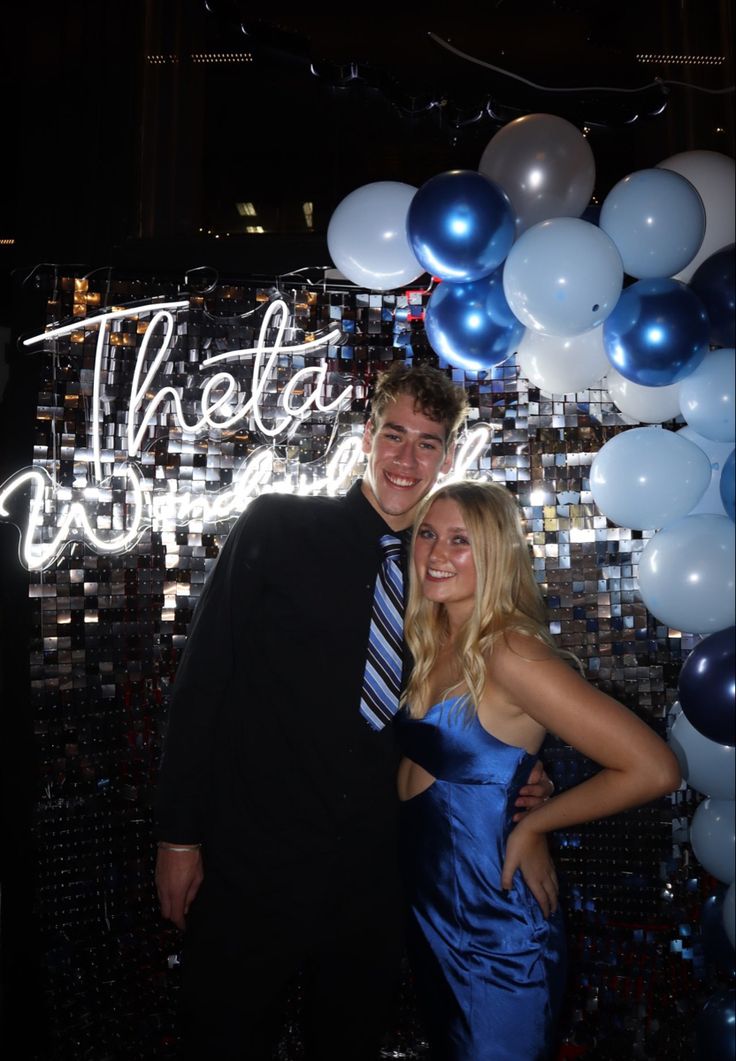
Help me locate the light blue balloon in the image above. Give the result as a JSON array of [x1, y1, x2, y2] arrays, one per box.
[[668, 705, 735, 800], [603, 278, 709, 386], [406, 170, 515, 284], [679, 348, 736, 443], [678, 425, 732, 516], [600, 168, 706, 279], [502, 217, 623, 337], [721, 449, 735, 522], [638, 513, 736, 633], [590, 426, 710, 529], [690, 798, 736, 884], [424, 268, 525, 374]]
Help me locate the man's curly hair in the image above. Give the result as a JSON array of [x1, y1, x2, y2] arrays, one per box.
[[369, 362, 468, 446]]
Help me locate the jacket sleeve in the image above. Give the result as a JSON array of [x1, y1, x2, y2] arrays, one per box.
[[154, 496, 273, 843]]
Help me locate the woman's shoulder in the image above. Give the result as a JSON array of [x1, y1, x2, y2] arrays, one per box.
[[492, 628, 557, 664]]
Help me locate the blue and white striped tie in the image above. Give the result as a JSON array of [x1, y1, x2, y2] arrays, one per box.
[[360, 535, 405, 731]]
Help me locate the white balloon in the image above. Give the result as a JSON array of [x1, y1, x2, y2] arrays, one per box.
[[658, 151, 736, 282], [725, 882, 735, 948], [517, 325, 609, 395], [690, 798, 736, 883], [668, 704, 735, 799], [677, 425, 732, 515], [326, 181, 424, 291], [605, 367, 682, 424]]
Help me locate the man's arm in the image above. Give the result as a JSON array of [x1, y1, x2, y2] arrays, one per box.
[[512, 758, 555, 821], [154, 498, 270, 927]]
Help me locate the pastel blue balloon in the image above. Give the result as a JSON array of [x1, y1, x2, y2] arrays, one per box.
[[638, 514, 736, 634], [600, 168, 705, 279], [668, 705, 735, 799], [603, 277, 709, 386], [690, 798, 736, 884], [679, 348, 735, 443], [721, 449, 735, 521], [690, 242, 736, 348], [502, 217, 623, 337], [678, 425, 732, 516], [590, 426, 711, 529], [406, 170, 515, 283], [424, 268, 525, 374]]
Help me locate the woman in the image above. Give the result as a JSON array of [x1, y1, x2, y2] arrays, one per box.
[[396, 481, 680, 1061]]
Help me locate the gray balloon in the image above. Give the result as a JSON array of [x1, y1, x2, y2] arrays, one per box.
[[479, 113, 596, 234]]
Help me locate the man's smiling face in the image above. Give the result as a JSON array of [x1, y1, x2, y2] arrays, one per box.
[[361, 393, 454, 531]]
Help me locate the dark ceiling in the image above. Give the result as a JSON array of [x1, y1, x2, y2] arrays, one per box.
[[0, 0, 733, 294]]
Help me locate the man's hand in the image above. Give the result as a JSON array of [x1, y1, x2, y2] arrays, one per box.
[[155, 846, 204, 931], [513, 759, 554, 822]]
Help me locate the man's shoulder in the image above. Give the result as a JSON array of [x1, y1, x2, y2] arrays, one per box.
[[231, 490, 352, 535]]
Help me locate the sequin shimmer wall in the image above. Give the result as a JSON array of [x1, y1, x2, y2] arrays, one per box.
[[4, 273, 720, 1059]]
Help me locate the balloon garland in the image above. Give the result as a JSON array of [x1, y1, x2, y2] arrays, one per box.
[[326, 112, 736, 972]]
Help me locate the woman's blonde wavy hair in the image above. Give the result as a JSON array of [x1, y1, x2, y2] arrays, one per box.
[[402, 480, 564, 719]]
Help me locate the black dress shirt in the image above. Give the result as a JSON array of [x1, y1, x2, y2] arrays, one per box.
[[155, 481, 407, 901]]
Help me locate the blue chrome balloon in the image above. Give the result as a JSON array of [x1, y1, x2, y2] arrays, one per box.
[[406, 170, 515, 284], [678, 625, 735, 746], [424, 268, 525, 374], [603, 277, 709, 386], [721, 449, 736, 521], [690, 242, 736, 348]]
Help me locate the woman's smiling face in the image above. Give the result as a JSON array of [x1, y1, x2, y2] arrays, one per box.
[[413, 497, 477, 624]]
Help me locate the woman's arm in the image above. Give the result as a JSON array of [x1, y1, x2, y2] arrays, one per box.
[[493, 633, 681, 894]]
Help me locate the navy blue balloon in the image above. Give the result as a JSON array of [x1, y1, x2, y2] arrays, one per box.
[[603, 277, 709, 386], [690, 243, 736, 348], [695, 989, 736, 1061], [424, 268, 525, 374], [678, 626, 735, 746], [721, 449, 736, 522], [407, 170, 515, 284], [701, 888, 736, 976]]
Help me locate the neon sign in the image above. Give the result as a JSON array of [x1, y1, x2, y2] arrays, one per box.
[[0, 297, 495, 570]]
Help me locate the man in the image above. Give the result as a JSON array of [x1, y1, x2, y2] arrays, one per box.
[[155, 361, 552, 1059]]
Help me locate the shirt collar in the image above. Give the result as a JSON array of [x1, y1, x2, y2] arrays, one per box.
[[345, 480, 413, 550]]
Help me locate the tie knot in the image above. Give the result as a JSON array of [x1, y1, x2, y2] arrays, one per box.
[[379, 535, 402, 563]]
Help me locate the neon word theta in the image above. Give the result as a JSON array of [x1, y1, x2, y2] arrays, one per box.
[[0, 297, 496, 570]]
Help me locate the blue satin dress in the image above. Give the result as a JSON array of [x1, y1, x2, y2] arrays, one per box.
[[396, 696, 566, 1061]]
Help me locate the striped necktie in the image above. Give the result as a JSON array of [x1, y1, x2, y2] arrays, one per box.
[[359, 535, 405, 731]]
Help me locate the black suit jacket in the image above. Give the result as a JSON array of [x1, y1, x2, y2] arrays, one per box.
[[155, 481, 406, 903]]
